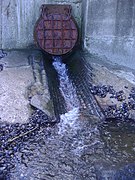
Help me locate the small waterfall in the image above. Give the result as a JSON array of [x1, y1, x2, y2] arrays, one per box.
[[52, 56, 80, 133]]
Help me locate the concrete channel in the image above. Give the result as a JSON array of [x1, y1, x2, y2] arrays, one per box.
[[0, 49, 135, 179]]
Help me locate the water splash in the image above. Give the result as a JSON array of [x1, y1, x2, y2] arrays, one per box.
[[52, 56, 80, 133], [52, 56, 79, 110]]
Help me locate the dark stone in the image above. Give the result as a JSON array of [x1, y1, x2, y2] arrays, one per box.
[[0, 64, 3, 72], [114, 164, 135, 180], [0, 50, 7, 59], [0, 108, 56, 176], [0, 173, 7, 180]]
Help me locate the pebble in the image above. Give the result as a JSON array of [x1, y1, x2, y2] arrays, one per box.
[[0, 64, 3, 72], [0, 109, 55, 177], [0, 49, 7, 59], [114, 163, 135, 179], [90, 84, 135, 120]]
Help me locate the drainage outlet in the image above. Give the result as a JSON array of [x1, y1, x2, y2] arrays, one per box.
[[34, 4, 78, 56]]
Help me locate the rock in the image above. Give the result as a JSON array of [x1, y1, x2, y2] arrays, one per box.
[[95, 94, 118, 107], [114, 163, 135, 179], [27, 53, 54, 118], [27, 82, 45, 98], [0, 64, 3, 71], [28, 82, 53, 117], [86, 60, 135, 120], [128, 110, 135, 120], [0, 49, 7, 59], [30, 94, 53, 117]]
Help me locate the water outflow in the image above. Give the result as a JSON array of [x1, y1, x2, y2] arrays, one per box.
[[52, 56, 80, 132]]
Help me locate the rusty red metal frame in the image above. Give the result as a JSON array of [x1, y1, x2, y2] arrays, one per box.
[[34, 4, 78, 56]]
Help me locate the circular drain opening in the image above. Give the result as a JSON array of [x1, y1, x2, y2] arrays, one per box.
[[34, 5, 78, 56]]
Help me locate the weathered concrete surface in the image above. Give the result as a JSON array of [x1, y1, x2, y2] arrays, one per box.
[[0, 50, 30, 67], [0, 0, 82, 49], [83, 0, 135, 70], [0, 50, 52, 124], [27, 53, 54, 117], [0, 53, 34, 123]]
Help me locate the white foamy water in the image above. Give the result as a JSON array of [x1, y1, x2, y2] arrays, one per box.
[[52, 56, 80, 133]]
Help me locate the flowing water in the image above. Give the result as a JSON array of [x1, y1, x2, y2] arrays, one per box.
[[52, 56, 80, 134], [52, 56, 79, 110], [3, 55, 135, 179]]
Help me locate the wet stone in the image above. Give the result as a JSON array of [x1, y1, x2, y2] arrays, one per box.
[[114, 163, 135, 179], [0, 109, 55, 177], [0, 64, 3, 72], [89, 83, 135, 120], [0, 49, 7, 59]]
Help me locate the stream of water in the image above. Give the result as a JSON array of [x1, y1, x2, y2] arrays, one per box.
[[52, 56, 80, 134], [6, 55, 135, 179]]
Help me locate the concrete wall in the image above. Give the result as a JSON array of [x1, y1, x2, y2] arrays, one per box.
[[1, 0, 135, 69], [83, 0, 135, 69], [0, 0, 82, 49]]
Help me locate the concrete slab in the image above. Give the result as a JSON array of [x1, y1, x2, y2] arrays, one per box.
[[0, 50, 30, 67], [0, 50, 34, 123]]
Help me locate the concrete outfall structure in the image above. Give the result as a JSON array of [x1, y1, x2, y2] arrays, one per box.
[[0, 2, 135, 179]]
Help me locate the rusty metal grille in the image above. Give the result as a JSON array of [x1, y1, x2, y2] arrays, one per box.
[[34, 5, 78, 55]]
